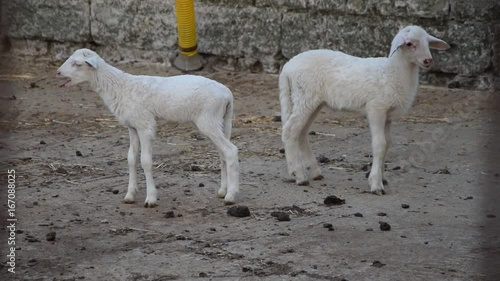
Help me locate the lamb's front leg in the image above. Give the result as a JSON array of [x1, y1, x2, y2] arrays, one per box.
[[367, 110, 388, 195], [124, 127, 140, 203], [382, 119, 392, 185], [138, 129, 158, 208]]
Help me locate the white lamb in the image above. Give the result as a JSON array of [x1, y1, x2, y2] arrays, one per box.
[[279, 25, 450, 194], [57, 48, 239, 207]]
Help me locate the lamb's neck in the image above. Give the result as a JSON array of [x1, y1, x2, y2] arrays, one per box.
[[88, 62, 129, 116], [387, 51, 420, 111], [89, 63, 128, 98]]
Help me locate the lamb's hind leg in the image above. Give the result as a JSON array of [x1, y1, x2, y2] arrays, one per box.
[[197, 120, 239, 204], [283, 105, 319, 186], [299, 104, 323, 181], [137, 128, 158, 207], [124, 127, 140, 203], [216, 152, 228, 199]]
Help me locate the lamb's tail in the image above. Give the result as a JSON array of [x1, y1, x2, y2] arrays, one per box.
[[223, 97, 233, 140], [279, 72, 292, 126]]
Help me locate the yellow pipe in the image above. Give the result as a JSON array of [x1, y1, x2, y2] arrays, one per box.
[[175, 0, 198, 57]]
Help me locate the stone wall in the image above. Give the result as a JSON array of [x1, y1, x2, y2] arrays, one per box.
[[2, 0, 499, 90]]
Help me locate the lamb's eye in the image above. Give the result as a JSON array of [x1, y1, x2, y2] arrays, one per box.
[[406, 42, 413, 47]]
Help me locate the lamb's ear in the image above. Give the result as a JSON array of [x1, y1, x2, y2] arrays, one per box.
[[84, 57, 99, 69], [389, 34, 406, 57], [428, 35, 450, 50]]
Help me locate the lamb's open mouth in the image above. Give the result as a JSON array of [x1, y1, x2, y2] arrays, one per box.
[[59, 78, 71, 88]]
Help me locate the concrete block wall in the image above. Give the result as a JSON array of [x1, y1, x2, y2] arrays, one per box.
[[2, 0, 499, 90]]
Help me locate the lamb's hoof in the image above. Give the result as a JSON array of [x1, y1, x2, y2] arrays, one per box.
[[223, 195, 236, 205], [297, 180, 310, 186], [123, 195, 135, 204], [224, 200, 235, 206], [144, 200, 158, 208], [313, 174, 324, 181], [371, 189, 386, 196], [217, 189, 227, 199]]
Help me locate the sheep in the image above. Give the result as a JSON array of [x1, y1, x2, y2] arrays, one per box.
[[279, 25, 450, 194], [57, 48, 239, 207]]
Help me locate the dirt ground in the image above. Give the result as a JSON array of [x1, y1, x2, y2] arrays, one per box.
[[0, 56, 499, 281]]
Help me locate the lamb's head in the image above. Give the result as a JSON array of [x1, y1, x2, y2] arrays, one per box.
[[56, 48, 102, 88], [389, 25, 450, 69]]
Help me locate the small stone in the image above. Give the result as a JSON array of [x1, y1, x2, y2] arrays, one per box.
[[279, 148, 285, 154], [164, 211, 175, 218], [487, 214, 496, 218], [46, 231, 56, 241], [371, 261, 386, 268], [112, 189, 119, 194], [26, 236, 40, 242], [271, 211, 290, 221], [379, 221, 391, 231], [309, 131, 316, 135], [323, 223, 333, 228], [433, 168, 451, 174], [401, 204, 410, 209], [464, 196, 473, 200], [199, 272, 207, 277], [175, 235, 186, 240], [76, 150, 83, 157], [324, 195, 345, 206], [191, 165, 201, 171], [377, 212, 387, 216], [40, 140, 46, 145], [242, 266, 252, 272], [317, 155, 330, 163], [365, 228, 373, 231], [272, 115, 281, 122], [198, 182, 205, 187], [354, 212, 363, 217], [227, 206, 250, 217], [392, 166, 401, 170]]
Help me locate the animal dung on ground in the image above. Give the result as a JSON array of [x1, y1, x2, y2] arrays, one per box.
[[46, 231, 56, 241], [271, 211, 290, 221], [317, 155, 330, 163], [371, 261, 386, 268], [401, 204, 410, 209], [322, 223, 334, 231], [227, 206, 250, 217], [379, 221, 391, 231], [164, 211, 175, 218], [324, 195, 345, 206]]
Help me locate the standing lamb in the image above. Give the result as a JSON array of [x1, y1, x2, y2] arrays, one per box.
[[57, 49, 239, 207], [279, 25, 450, 194]]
